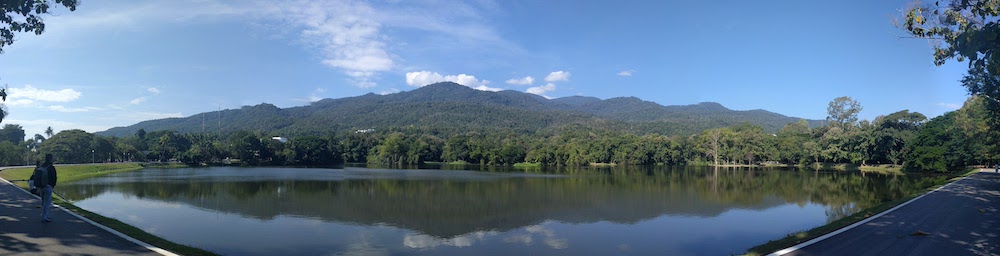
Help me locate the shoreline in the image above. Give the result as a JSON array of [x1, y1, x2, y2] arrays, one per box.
[[0, 163, 217, 256], [1, 163, 956, 255], [743, 167, 977, 255]]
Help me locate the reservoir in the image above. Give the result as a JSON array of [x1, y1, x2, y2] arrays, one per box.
[[56, 166, 942, 255]]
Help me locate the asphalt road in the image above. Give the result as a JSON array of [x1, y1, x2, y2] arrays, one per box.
[[0, 167, 170, 256], [774, 169, 1000, 256]]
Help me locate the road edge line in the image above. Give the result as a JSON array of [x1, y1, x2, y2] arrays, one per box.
[[0, 176, 180, 256], [767, 172, 974, 256]]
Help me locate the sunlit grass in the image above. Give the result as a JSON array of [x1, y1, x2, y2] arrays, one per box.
[[859, 165, 905, 175], [513, 162, 542, 168], [0, 163, 143, 184]]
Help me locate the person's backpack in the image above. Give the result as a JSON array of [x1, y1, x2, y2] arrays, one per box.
[[32, 166, 48, 191]]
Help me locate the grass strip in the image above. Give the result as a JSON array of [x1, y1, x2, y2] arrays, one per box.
[[744, 168, 980, 255], [55, 201, 218, 256], [1, 163, 217, 256], [0, 163, 143, 183], [139, 162, 191, 169], [858, 165, 905, 175]]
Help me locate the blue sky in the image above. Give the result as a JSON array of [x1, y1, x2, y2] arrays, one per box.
[[0, 0, 970, 137]]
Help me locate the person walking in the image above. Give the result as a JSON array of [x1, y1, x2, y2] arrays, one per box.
[[36, 154, 57, 222]]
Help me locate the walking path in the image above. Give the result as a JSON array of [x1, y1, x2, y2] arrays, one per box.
[[772, 169, 1000, 256], [0, 166, 174, 255]]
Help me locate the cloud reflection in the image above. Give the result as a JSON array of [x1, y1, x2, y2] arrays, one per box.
[[505, 224, 568, 249], [503, 234, 533, 245], [340, 232, 389, 256], [403, 230, 499, 249]]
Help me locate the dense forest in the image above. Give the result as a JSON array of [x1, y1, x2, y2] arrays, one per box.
[[0, 95, 995, 172], [97, 82, 824, 138]]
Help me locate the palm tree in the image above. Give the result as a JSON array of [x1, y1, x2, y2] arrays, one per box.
[[45, 126, 53, 138]]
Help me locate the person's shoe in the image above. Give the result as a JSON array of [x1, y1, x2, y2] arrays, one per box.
[[41, 219, 52, 222]]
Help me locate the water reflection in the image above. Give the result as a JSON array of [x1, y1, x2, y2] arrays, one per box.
[[57, 166, 944, 255]]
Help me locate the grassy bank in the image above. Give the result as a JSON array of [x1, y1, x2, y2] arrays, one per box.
[[858, 165, 904, 175], [138, 162, 190, 169], [0, 163, 218, 256], [588, 162, 618, 167], [744, 168, 978, 255], [513, 162, 542, 168], [0, 163, 144, 183]]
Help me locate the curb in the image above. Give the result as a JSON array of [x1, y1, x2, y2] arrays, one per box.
[[0, 175, 179, 256], [767, 171, 974, 255]]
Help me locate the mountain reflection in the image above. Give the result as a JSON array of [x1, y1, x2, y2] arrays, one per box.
[[57, 166, 942, 238]]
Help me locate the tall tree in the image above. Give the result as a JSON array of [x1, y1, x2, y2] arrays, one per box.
[[44, 126, 53, 138], [777, 120, 811, 164], [2, 1, 80, 123], [699, 128, 723, 166], [135, 128, 146, 140], [826, 96, 863, 129], [1, 0, 79, 53], [900, 0, 1000, 124], [0, 123, 24, 144], [37, 129, 92, 163]]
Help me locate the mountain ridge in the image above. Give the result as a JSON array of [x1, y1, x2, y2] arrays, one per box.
[[97, 82, 824, 137]]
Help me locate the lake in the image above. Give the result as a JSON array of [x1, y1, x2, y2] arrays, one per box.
[[56, 165, 942, 255]]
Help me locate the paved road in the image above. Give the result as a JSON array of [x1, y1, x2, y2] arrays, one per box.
[[0, 166, 169, 255], [774, 169, 1000, 256]]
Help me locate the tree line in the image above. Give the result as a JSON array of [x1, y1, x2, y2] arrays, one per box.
[[0, 96, 994, 172]]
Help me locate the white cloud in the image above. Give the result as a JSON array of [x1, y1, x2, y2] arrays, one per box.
[[405, 71, 501, 91], [270, 1, 393, 88], [505, 76, 534, 85], [526, 83, 556, 97], [15, 1, 257, 51], [4, 118, 73, 138], [379, 88, 401, 95], [6, 99, 35, 106], [147, 87, 161, 94], [544, 71, 570, 82], [22, 1, 520, 90], [308, 88, 327, 102], [129, 97, 147, 105], [936, 102, 961, 110], [8, 85, 82, 103], [472, 85, 503, 92], [374, 2, 517, 52], [617, 70, 635, 76], [48, 105, 95, 113]]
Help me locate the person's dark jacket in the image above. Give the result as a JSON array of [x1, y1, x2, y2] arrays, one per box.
[[44, 164, 57, 188]]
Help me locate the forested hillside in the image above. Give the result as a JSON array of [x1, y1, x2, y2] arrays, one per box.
[[98, 82, 821, 138], [0, 93, 992, 172]]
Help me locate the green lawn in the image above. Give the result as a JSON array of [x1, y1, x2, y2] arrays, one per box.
[[1, 163, 144, 184]]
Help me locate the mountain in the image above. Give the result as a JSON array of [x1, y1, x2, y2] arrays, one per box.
[[97, 82, 823, 137]]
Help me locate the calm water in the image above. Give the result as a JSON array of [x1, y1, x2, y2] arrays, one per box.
[[56, 166, 943, 255]]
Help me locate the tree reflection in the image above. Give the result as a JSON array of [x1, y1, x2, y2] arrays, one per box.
[[58, 166, 945, 238]]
